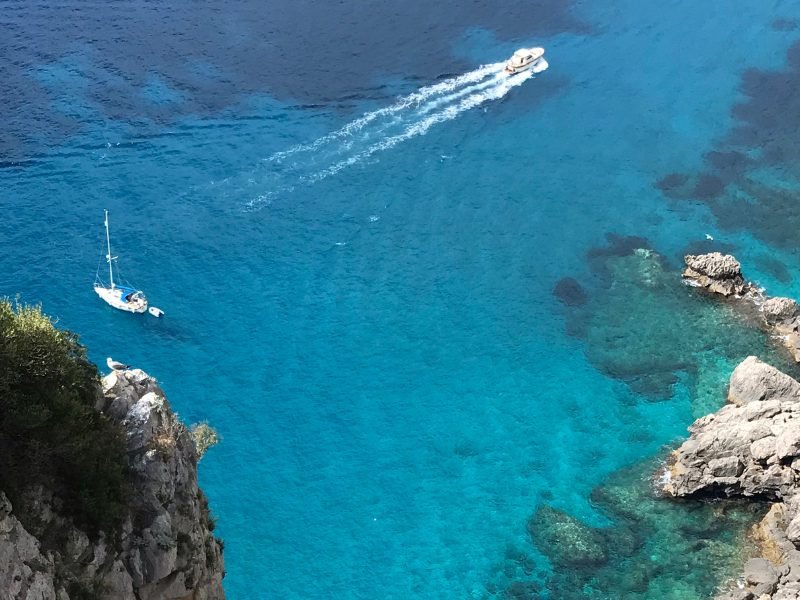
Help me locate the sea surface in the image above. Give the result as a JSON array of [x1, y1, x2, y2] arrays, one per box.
[[3, 1, 800, 598]]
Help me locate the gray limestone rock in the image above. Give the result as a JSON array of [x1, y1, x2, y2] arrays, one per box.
[[0, 369, 225, 600], [660, 357, 800, 600], [786, 511, 800, 546], [728, 357, 800, 407], [683, 253, 751, 296], [709, 456, 744, 478], [0, 493, 60, 600], [744, 558, 779, 596], [763, 297, 800, 326], [751, 437, 777, 463], [777, 429, 800, 461], [685, 253, 743, 280]]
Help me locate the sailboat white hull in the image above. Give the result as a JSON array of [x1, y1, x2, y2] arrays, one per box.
[[94, 284, 148, 313]]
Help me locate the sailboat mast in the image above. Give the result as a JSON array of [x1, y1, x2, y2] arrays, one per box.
[[104, 210, 115, 289]]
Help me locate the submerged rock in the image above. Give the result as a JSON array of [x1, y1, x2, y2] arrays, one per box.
[[517, 457, 759, 600], [0, 369, 225, 599], [558, 242, 795, 405], [528, 505, 608, 569], [553, 277, 588, 307]]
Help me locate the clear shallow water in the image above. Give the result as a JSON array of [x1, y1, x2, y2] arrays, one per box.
[[3, 1, 800, 598]]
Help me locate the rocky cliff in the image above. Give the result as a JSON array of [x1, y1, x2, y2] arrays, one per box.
[[662, 356, 800, 599], [0, 368, 225, 600]]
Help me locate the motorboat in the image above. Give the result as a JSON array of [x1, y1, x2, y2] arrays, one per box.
[[504, 48, 545, 75], [93, 210, 149, 314]]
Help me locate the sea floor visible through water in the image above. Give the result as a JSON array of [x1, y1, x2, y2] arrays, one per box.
[[3, 0, 800, 598]]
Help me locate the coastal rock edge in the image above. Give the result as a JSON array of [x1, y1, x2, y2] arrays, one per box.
[[661, 356, 800, 600], [0, 369, 225, 600]]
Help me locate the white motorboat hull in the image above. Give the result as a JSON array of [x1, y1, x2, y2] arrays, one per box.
[[504, 47, 547, 75], [504, 57, 547, 75], [94, 285, 148, 313]]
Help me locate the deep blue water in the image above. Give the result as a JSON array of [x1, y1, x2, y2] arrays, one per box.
[[4, 1, 800, 598]]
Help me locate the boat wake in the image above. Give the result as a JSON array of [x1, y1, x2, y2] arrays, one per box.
[[244, 58, 548, 210]]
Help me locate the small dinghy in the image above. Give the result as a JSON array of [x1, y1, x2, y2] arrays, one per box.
[[148, 306, 164, 318]]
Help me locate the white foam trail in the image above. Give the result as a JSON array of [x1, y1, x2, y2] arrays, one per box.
[[267, 63, 502, 163], [304, 71, 532, 184], [243, 58, 547, 210], [415, 73, 505, 117]]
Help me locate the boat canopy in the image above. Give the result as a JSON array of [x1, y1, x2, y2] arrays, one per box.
[[512, 47, 544, 59], [115, 285, 142, 298]]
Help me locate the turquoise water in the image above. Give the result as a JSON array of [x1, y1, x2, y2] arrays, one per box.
[[3, 1, 800, 597]]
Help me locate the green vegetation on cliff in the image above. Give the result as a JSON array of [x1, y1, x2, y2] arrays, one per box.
[[0, 299, 129, 536]]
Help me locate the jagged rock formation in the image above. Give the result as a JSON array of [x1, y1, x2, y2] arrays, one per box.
[[661, 356, 800, 600], [683, 253, 753, 296], [683, 253, 800, 363], [762, 298, 800, 327], [0, 369, 225, 600]]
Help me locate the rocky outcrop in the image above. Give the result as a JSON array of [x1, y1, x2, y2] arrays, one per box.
[[727, 357, 800, 408], [763, 298, 800, 327], [0, 369, 225, 599], [682, 253, 800, 363], [663, 357, 800, 501], [683, 253, 752, 296], [661, 356, 800, 600]]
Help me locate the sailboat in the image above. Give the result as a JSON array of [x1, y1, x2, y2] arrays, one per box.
[[93, 210, 149, 314]]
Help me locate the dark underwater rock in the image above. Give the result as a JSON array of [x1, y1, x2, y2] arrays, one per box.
[[655, 172, 689, 198], [705, 150, 753, 181], [559, 243, 799, 407], [772, 17, 799, 31], [527, 505, 608, 569], [753, 254, 793, 285], [553, 277, 588, 307], [522, 458, 761, 600], [503, 580, 541, 600], [653, 42, 800, 252], [587, 233, 652, 270], [693, 173, 727, 200]]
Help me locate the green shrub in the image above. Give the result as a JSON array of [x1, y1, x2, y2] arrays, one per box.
[[190, 422, 220, 459], [0, 299, 129, 537]]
